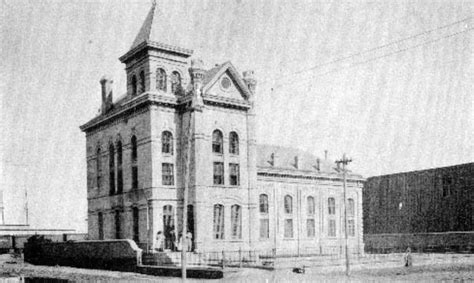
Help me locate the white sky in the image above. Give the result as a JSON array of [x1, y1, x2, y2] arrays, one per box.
[[1, 0, 472, 232]]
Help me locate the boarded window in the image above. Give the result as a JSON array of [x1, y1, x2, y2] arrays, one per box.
[[328, 219, 336, 237], [260, 219, 269, 239], [162, 163, 174, 185], [229, 163, 240, 186], [213, 204, 225, 239], [213, 162, 224, 185], [231, 205, 242, 239], [284, 219, 293, 238], [284, 195, 293, 214], [229, 132, 239, 155], [307, 196, 315, 215], [162, 131, 173, 154], [307, 219, 315, 237]]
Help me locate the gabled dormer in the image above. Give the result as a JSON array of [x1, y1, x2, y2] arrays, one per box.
[[118, 2, 193, 98]]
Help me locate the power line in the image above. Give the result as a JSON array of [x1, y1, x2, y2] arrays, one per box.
[[266, 27, 472, 90], [259, 16, 473, 86]]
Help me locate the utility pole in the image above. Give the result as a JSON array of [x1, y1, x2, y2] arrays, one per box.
[[335, 153, 352, 276]]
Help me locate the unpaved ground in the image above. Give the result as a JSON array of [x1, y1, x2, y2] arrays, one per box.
[[1, 254, 473, 282]]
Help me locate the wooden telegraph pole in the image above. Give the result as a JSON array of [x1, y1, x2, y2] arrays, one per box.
[[336, 154, 352, 276]]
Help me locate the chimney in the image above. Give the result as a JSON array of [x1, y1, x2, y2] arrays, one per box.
[[243, 70, 257, 94], [189, 59, 205, 109], [316, 158, 321, 171], [294, 156, 299, 169], [324, 150, 328, 160], [270, 152, 278, 167], [100, 75, 113, 114]]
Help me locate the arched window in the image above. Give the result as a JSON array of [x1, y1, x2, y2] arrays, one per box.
[[156, 68, 167, 91], [212, 130, 223, 154], [231, 205, 242, 239], [131, 75, 137, 96], [213, 204, 225, 239], [307, 196, 315, 237], [347, 198, 355, 217], [347, 198, 355, 237], [259, 194, 269, 214], [284, 195, 293, 214], [139, 71, 145, 94], [162, 131, 173, 154], [131, 136, 138, 189], [229, 132, 239, 155], [284, 195, 293, 238], [171, 71, 182, 94], [132, 207, 139, 243], [109, 143, 115, 195], [163, 205, 174, 249], [307, 196, 315, 215], [328, 197, 336, 215], [259, 194, 269, 239], [116, 140, 123, 194], [96, 147, 102, 189]]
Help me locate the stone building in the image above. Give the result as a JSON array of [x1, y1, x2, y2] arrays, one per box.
[[80, 3, 364, 255]]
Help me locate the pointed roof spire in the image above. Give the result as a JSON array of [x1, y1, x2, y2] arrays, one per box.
[[126, 1, 193, 55]]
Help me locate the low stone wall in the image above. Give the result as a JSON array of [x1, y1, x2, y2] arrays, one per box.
[[364, 232, 474, 253], [24, 239, 142, 272]]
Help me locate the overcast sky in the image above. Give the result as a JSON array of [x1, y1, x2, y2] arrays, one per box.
[[1, 0, 472, 232]]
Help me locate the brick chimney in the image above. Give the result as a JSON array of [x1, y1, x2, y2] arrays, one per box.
[[243, 70, 257, 94], [189, 59, 205, 108], [100, 75, 113, 114]]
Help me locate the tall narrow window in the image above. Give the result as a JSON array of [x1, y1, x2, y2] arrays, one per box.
[[131, 75, 137, 96], [213, 204, 225, 239], [328, 197, 336, 237], [116, 140, 123, 194], [187, 205, 194, 239], [162, 131, 173, 154], [307, 196, 315, 238], [132, 207, 139, 243], [98, 212, 104, 240], [231, 205, 242, 239], [259, 194, 269, 239], [162, 163, 174, 185], [171, 71, 182, 94], [163, 205, 174, 250], [96, 147, 102, 189], [109, 143, 115, 195], [347, 198, 355, 237], [131, 136, 138, 189], [139, 70, 145, 94], [156, 68, 167, 91], [229, 163, 240, 186], [212, 130, 223, 154], [115, 210, 121, 239], [229, 132, 239, 155], [213, 162, 224, 185], [284, 195, 293, 238]]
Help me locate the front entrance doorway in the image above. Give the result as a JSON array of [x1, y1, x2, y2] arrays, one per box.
[[163, 205, 175, 250]]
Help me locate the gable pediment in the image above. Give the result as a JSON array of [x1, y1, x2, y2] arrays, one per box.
[[202, 62, 251, 104]]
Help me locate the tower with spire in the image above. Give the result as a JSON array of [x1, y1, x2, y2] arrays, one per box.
[[80, 2, 258, 252]]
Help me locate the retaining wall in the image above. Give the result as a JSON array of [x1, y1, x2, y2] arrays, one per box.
[[24, 239, 142, 272]]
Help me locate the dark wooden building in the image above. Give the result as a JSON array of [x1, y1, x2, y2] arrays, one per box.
[[364, 163, 473, 235]]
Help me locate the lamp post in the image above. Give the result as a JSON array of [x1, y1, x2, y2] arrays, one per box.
[[336, 154, 352, 276]]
